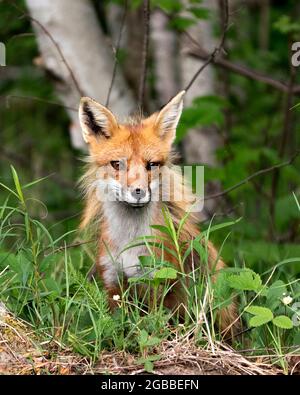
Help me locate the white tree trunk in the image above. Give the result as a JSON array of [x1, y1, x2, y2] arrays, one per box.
[[180, 0, 222, 167], [180, 0, 224, 216], [151, 10, 179, 107], [26, 0, 135, 150]]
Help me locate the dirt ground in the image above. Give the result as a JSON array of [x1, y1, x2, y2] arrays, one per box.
[[1, 303, 299, 375]]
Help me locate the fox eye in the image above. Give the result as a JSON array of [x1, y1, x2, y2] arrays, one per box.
[[146, 161, 161, 171], [110, 161, 121, 170]]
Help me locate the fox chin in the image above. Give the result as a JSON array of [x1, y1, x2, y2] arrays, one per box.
[[78, 90, 239, 335]]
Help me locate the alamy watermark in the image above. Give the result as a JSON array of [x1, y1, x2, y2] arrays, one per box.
[[91, 163, 205, 213], [291, 42, 300, 67], [0, 42, 6, 66]]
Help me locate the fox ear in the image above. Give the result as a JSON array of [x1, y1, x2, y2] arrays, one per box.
[[79, 97, 118, 143], [154, 90, 185, 142]]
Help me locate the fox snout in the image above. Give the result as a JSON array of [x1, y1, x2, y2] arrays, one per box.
[[131, 187, 146, 199], [94, 163, 155, 207], [124, 185, 151, 207]]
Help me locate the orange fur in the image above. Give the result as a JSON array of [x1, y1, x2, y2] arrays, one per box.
[[78, 93, 239, 334]]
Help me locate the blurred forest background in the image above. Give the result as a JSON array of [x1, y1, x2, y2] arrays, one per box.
[[1, 0, 300, 277]]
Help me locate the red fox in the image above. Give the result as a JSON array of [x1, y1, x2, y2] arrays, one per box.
[[79, 91, 237, 332]]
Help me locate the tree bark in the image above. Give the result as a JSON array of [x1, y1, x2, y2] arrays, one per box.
[[26, 0, 135, 150], [180, 0, 222, 167], [151, 10, 179, 107], [180, 0, 224, 216]]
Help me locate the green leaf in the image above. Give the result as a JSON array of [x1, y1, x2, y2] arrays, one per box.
[[293, 332, 300, 346], [138, 255, 154, 268], [154, 267, 177, 280], [273, 15, 300, 35], [10, 165, 25, 204], [188, 6, 210, 19], [144, 360, 154, 373], [170, 16, 196, 31], [0, 252, 18, 270], [265, 280, 287, 309], [176, 95, 226, 142], [293, 192, 300, 212], [150, 224, 172, 237], [0, 182, 20, 200], [40, 277, 61, 295], [202, 218, 242, 236], [145, 336, 161, 347], [23, 175, 52, 189], [213, 270, 234, 308], [246, 305, 274, 327], [249, 315, 273, 327], [246, 305, 273, 316], [136, 354, 161, 363], [272, 315, 293, 329], [139, 329, 148, 346], [151, 0, 182, 13], [227, 270, 262, 292]]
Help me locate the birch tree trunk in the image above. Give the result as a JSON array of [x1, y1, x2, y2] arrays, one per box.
[[151, 10, 179, 107], [180, 0, 222, 167], [26, 0, 135, 150], [180, 0, 225, 216]]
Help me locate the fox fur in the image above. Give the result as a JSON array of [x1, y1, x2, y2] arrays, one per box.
[[78, 91, 238, 333]]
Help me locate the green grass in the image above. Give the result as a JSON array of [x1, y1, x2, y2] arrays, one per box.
[[0, 167, 299, 373]]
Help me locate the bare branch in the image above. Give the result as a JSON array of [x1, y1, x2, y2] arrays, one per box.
[[9, 0, 84, 97], [161, 4, 300, 95], [106, 0, 128, 108], [188, 48, 300, 94], [204, 151, 300, 201], [184, 0, 229, 92], [0, 94, 77, 112]]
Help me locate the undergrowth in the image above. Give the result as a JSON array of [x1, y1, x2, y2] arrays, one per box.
[[0, 167, 299, 373]]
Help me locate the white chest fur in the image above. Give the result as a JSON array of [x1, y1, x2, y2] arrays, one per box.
[[100, 202, 153, 286]]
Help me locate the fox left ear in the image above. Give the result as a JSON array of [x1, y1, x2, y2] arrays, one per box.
[[79, 97, 118, 143], [154, 90, 185, 142]]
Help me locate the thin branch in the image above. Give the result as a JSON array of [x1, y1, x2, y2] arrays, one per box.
[[203, 151, 300, 201], [0, 95, 77, 112], [188, 49, 300, 94], [44, 239, 97, 256], [0, 147, 76, 194], [106, 0, 128, 107], [184, 0, 229, 92], [184, 53, 216, 93], [9, 0, 84, 97], [161, 5, 300, 95], [138, 0, 151, 108]]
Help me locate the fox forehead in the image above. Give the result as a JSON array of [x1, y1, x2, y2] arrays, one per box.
[[90, 120, 170, 165]]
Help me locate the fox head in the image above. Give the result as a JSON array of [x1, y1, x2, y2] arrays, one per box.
[[79, 91, 185, 208]]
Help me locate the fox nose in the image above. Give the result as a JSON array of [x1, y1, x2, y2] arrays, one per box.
[[131, 188, 146, 200]]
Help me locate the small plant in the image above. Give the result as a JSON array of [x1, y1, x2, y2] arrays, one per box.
[[136, 329, 161, 373], [0, 168, 299, 373]]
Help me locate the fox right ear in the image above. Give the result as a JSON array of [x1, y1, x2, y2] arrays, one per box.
[[79, 97, 118, 143]]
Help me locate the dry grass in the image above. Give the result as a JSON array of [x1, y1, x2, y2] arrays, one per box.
[[0, 303, 299, 375]]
